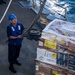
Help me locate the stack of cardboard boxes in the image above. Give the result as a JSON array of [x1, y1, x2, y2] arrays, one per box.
[[35, 19, 75, 75]]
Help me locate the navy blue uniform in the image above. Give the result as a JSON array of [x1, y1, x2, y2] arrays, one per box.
[[7, 22, 24, 64]]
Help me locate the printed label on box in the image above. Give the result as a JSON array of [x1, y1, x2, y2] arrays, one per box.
[[69, 54, 75, 60], [36, 48, 57, 65], [68, 65, 75, 71], [44, 39, 57, 49], [39, 41, 43, 46]]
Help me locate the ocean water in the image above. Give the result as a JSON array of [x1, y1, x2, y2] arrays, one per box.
[[59, 0, 75, 14], [57, 0, 75, 23], [47, 0, 75, 23], [32, 0, 75, 23]]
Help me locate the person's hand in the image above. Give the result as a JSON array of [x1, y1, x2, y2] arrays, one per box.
[[17, 35, 22, 38]]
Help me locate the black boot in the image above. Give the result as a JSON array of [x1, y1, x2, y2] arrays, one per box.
[[9, 64, 17, 73]]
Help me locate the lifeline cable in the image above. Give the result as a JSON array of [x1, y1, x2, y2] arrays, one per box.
[[22, 0, 46, 36], [0, 0, 12, 24]]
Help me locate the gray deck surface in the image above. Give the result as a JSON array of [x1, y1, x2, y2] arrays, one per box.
[[0, 0, 44, 75]]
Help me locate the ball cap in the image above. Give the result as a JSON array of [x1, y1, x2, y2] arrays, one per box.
[[8, 14, 17, 20]]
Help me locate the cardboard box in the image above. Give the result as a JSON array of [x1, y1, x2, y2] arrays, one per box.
[[36, 19, 75, 75], [42, 19, 75, 52], [69, 54, 75, 60], [57, 51, 68, 67], [36, 61, 68, 75], [36, 61, 52, 75], [69, 60, 75, 65], [57, 52, 63, 65], [68, 65, 75, 71], [36, 48, 57, 65], [61, 53, 68, 67], [38, 38, 57, 51]]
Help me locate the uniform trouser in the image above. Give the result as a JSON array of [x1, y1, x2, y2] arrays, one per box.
[[8, 44, 21, 64]]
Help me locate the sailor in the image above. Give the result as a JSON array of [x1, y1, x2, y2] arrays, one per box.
[[7, 14, 25, 73]]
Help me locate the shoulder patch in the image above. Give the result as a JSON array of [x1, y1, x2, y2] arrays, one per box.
[[18, 25, 21, 30], [11, 27, 15, 31]]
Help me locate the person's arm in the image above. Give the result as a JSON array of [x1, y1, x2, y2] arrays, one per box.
[[7, 26, 22, 39], [9, 36, 21, 39]]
